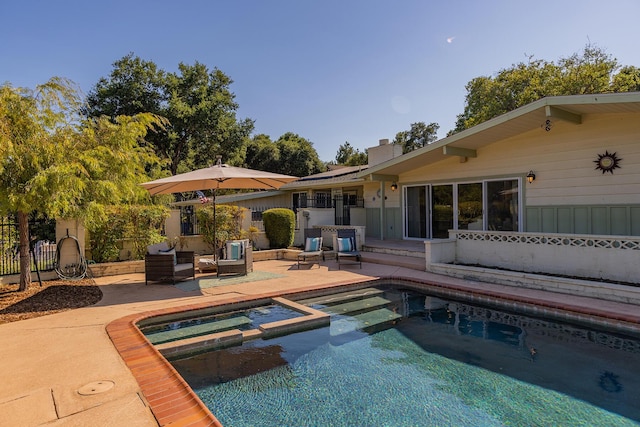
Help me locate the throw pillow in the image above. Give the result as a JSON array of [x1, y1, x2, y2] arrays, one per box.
[[160, 248, 177, 265], [226, 242, 242, 260], [305, 237, 321, 252], [337, 237, 353, 252]]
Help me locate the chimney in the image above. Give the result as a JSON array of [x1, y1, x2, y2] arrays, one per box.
[[367, 138, 402, 166]]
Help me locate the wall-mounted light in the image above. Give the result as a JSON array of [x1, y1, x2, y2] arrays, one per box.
[[526, 171, 536, 184], [390, 182, 398, 191]]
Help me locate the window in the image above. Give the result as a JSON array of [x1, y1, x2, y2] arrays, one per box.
[[405, 186, 428, 238], [314, 192, 331, 208], [457, 183, 483, 230], [293, 192, 308, 210], [486, 179, 519, 231], [180, 206, 197, 235], [402, 177, 522, 239], [432, 185, 453, 238]]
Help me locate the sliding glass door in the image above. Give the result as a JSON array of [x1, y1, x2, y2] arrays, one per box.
[[405, 186, 427, 238], [431, 184, 453, 238], [402, 178, 521, 239]]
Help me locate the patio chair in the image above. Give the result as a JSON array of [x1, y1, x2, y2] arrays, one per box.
[[217, 239, 253, 277], [145, 242, 195, 285], [334, 229, 361, 269], [297, 228, 324, 269]]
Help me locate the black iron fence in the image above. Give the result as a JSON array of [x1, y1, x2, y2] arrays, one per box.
[[0, 217, 57, 276]]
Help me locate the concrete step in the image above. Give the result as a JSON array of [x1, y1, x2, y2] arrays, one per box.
[[330, 308, 402, 337], [360, 251, 425, 271], [145, 315, 251, 345], [297, 287, 384, 306], [321, 296, 393, 316], [362, 244, 424, 258]]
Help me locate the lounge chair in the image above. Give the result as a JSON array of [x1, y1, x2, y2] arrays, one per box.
[[217, 239, 253, 277], [145, 242, 195, 285], [297, 228, 324, 269], [335, 228, 361, 269]]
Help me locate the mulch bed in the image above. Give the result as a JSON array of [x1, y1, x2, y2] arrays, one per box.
[[0, 279, 102, 325]]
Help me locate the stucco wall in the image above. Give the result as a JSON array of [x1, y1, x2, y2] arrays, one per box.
[[449, 230, 639, 284]]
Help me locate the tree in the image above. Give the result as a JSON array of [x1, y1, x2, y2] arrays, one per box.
[[611, 66, 640, 92], [84, 53, 254, 175], [451, 44, 628, 134], [244, 134, 280, 172], [335, 142, 368, 165], [0, 78, 164, 290], [393, 122, 440, 154], [274, 133, 325, 177], [244, 132, 325, 177]]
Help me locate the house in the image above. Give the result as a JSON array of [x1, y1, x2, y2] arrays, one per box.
[[358, 92, 640, 284], [166, 92, 639, 284], [168, 140, 403, 250]]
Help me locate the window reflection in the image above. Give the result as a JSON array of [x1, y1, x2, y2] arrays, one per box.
[[487, 180, 519, 231]]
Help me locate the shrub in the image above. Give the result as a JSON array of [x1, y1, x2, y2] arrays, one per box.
[[87, 205, 169, 262], [263, 208, 295, 248], [196, 205, 245, 253]]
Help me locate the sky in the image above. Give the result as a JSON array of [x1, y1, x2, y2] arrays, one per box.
[[3, 1, 640, 163]]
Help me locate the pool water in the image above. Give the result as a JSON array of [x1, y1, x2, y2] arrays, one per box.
[[141, 304, 304, 345], [169, 289, 640, 426]]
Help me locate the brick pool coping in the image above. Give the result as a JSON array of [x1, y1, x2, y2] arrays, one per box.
[[106, 275, 640, 427]]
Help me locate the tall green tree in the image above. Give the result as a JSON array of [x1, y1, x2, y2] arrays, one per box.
[[451, 45, 629, 134], [244, 133, 280, 172], [393, 122, 440, 153], [0, 78, 164, 290], [274, 132, 325, 177], [84, 53, 254, 175], [334, 141, 368, 165], [244, 132, 325, 177]]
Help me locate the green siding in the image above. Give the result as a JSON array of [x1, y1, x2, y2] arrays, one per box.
[[366, 207, 380, 238], [365, 207, 403, 239], [525, 205, 640, 236], [526, 209, 540, 232], [557, 208, 572, 233], [632, 208, 640, 235], [574, 208, 589, 234], [591, 207, 608, 234], [611, 207, 628, 235], [541, 208, 556, 233]]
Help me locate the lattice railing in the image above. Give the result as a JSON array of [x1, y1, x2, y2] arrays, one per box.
[[451, 230, 640, 251]]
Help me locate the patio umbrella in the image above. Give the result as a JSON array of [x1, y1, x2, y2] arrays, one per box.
[[141, 158, 298, 258]]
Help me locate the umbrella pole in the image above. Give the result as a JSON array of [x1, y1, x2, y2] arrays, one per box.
[[212, 189, 217, 261]]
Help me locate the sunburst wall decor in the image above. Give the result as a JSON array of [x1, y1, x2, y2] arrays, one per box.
[[594, 151, 622, 174]]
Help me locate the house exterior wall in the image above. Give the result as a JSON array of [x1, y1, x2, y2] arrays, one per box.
[[399, 112, 640, 236], [403, 113, 639, 204], [230, 193, 291, 211]]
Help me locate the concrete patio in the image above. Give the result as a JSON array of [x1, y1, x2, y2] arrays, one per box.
[[1, 258, 639, 426]]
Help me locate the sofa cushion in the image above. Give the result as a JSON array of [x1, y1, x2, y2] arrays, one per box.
[[174, 263, 193, 272], [159, 248, 177, 265], [148, 242, 170, 255]]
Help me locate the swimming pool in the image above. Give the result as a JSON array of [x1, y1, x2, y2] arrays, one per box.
[[141, 284, 640, 426]]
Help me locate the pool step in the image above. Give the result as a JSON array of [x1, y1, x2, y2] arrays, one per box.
[[321, 296, 393, 317], [330, 308, 402, 337], [297, 287, 384, 307], [146, 316, 252, 345]]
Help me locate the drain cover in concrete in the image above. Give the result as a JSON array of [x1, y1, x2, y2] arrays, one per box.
[[77, 380, 115, 396]]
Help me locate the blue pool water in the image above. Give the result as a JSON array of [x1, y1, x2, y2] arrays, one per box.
[[168, 288, 640, 426]]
